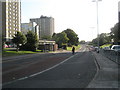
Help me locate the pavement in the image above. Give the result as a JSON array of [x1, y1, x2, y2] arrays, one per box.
[[87, 51, 119, 88]]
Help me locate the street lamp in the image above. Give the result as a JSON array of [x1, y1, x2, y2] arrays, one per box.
[[92, 0, 102, 53]]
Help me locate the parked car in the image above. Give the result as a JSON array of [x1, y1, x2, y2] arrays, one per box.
[[89, 46, 95, 51], [111, 45, 120, 52], [4, 44, 8, 48]]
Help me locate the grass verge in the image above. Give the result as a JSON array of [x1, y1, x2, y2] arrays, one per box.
[[100, 44, 112, 48], [67, 45, 81, 51], [2, 49, 42, 57]]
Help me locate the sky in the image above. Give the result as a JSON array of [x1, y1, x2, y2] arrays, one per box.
[[21, 0, 119, 41]]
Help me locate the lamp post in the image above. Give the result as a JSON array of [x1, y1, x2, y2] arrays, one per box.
[[92, 0, 102, 53]]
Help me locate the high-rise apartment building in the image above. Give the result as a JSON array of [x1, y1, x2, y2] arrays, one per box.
[[30, 15, 54, 39], [1, 0, 21, 42], [21, 23, 33, 35]]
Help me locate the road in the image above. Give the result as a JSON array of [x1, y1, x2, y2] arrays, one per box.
[[3, 45, 97, 88]]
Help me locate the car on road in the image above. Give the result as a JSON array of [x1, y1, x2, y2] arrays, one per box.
[[111, 45, 120, 52]]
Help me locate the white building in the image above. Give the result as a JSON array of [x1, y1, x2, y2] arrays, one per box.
[[1, 0, 21, 42], [30, 15, 54, 39], [21, 23, 33, 34]]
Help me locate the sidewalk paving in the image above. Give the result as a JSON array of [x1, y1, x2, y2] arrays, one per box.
[[87, 52, 119, 88]]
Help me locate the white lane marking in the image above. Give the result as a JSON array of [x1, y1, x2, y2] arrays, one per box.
[[3, 53, 79, 86]]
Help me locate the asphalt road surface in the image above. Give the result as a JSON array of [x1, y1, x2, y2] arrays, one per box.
[[3, 45, 97, 88]]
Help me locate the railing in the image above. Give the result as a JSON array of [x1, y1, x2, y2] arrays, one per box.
[[100, 49, 120, 64]]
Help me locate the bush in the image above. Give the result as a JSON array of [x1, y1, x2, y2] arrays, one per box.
[[19, 44, 37, 51], [62, 45, 67, 50]]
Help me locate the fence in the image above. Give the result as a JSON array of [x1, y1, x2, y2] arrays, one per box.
[[100, 49, 120, 64]]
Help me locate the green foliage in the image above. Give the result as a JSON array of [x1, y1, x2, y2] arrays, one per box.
[[52, 32, 69, 48], [2, 34, 5, 50], [24, 31, 39, 51], [2, 50, 42, 57], [52, 29, 79, 47], [80, 40, 86, 44], [12, 31, 27, 51], [100, 44, 112, 48], [110, 23, 120, 43], [92, 22, 120, 46], [92, 38, 98, 46], [62, 29, 79, 46], [99, 33, 111, 46], [67, 45, 81, 51], [92, 33, 111, 46], [52, 33, 56, 38]]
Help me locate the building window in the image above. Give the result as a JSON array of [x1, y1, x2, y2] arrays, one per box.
[[13, 17, 16, 19], [9, 23, 11, 26], [13, 9, 15, 12], [9, 11, 11, 14], [9, 31, 11, 33], [13, 24, 15, 27], [9, 19, 11, 22], [13, 13, 15, 16], [9, 8, 11, 11], [9, 4, 12, 7], [9, 15, 11, 19], [9, 27, 11, 30], [13, 6, 15, 8], [13, 20, 15, 23]]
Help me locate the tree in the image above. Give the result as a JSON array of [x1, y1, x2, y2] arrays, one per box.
[[92, 33, 111, 46], [25, 31, 39, 51], [2, 34, 5, 50], [52, 32, 69, 48], [52, 33, 56, 37], [92, 38, 98, 46], [110, 23, 120, 44], [62, 29, 79, 46], [12, 31, 26, 51], [80, 40, 86, 44], [99, 33, 111, 46]]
